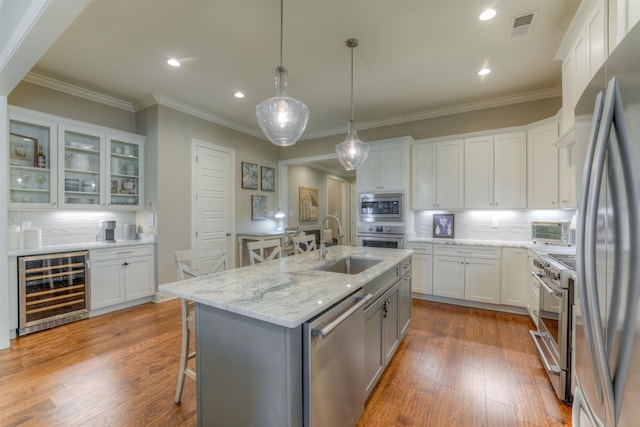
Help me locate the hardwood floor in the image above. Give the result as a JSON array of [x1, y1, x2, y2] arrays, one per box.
[[0, 298, 571, 426]]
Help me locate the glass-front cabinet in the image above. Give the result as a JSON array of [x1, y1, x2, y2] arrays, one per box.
[[107, 135, 145, 209], [58, 125, 104, 208], [9, 112, 58, 209], [8, 106, 145, 211]]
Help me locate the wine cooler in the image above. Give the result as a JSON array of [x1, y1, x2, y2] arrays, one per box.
[[18, 251, 90, 335]]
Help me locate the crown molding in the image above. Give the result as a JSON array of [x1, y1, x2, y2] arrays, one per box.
[[303, 86, 561, 140], [24, 72, 135, 111]]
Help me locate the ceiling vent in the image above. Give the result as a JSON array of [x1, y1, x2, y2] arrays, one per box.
[[508, 10, 538, 38]]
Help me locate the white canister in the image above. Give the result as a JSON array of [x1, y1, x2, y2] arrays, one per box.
[[23, 228, 42, 249], [8, 224, 20, 249]]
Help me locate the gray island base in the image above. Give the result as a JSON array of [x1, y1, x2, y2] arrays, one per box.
[[160, 246, 413, 427]]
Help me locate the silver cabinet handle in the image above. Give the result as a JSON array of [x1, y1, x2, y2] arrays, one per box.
[[530, 272, 562, 297], [312, 294, 373, 339], [530, 330, 561, 375]]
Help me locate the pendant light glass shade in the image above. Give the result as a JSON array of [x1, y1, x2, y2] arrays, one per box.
[[256, 0, 309, 147], [336, 38, 369, 170], [256, 66, 309, 146], [336, 120, 369, 170]]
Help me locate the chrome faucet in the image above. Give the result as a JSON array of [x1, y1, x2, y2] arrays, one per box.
[[320, 215, 345, 260]]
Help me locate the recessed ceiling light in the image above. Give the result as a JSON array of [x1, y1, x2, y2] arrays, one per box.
[[234, 91, 245, 99], [478, 68, 491, 76], [167, 58, 181, 67], [479, 8, 497, 21]]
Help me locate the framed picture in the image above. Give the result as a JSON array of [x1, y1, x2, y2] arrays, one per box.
[[10, 133, 37, 167], [299, 186, 319, 221], [251, 195, 267, 221], [261, 166, 275, 192], [433, 213, 455, 238], [242, 162, 259, 189]]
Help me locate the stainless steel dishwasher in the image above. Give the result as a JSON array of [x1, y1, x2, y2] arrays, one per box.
[[303, 290, 373, 427]]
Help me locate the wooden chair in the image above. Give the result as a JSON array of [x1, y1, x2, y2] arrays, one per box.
[[173, 245, 228, 404], [292, 233, 317, 254], [282, 226, 299, 256], [247, 239, 282, 264]]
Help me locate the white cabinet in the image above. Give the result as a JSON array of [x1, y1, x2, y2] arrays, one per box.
[[527, 120, 559, 208], [611, 0, 640, 48], [7, 106, 145, 211], [357, 137, 410, 193], [558, 144, 577, 208], [500, 248, 528, 307], [464, 132, 526, 209], [433, 245, 501, 304], [412, 139, 464, 209], [406, 243, 432, 295], [89, 244, 155, 314], [527, 251, 540, 326]]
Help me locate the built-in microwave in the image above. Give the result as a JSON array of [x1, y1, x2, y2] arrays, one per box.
[[359, 193, 403, 222], [531, 221, 574, 246]]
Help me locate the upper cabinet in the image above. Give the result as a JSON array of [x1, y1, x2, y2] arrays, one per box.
[[556, 0, 607, 135], [412, 139, 464, 210], [357, 137, 411, 193], [527, 120, 559, 209], [610, 0, 640, 51], [464, 132, 526, 209], [8, 106, 145, 211]]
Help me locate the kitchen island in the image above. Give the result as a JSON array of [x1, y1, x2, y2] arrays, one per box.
[[160, 246, 412, 427]]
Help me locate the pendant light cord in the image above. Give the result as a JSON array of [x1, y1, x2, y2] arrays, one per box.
[[279, 0, 284, 67], [346, 38, 358, 121]]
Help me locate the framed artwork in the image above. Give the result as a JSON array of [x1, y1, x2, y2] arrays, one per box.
[[433, 213, 455, 238], [251, 195, 267, 220], [299, 186, 319, 221], [10, 133, 37, 167], [242, 161, 259, 189], [261, 166, 275, 192]]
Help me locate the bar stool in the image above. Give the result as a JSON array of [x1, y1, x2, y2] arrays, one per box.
[[292, 233, 317, 254], [247, 239, 282, 264], [173, 245, 228, 403]]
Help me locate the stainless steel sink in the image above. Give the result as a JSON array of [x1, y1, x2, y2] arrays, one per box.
[[315, 256, 382, 275]]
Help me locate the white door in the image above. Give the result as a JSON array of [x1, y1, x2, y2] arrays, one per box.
[[192, 140, 235, 268]]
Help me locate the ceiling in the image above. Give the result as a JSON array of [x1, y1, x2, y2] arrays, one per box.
[[28, 0, 579, 174]]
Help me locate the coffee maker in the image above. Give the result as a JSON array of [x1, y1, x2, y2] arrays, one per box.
[[99, 220, 116, 243]]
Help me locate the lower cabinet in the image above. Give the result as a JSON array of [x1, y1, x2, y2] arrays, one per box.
[[433, 245, 502, 304], [406, 242, 432, 295], [399, 270, 412, 337], [364, 282, 400, 399], [500, 247, 529, 307], [89, 244, 155, 313]]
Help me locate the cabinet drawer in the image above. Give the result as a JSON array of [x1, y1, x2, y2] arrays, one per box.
[[406, 243, 432, 255], [89, 244, 154, 261], [433, 244, 500, 259]]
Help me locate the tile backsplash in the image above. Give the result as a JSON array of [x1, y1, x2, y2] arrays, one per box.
[[8, 211, 137, 245], [412, 209, 576, 241]]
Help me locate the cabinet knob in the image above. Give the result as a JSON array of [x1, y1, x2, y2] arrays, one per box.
[[123, 262, 129, 266]]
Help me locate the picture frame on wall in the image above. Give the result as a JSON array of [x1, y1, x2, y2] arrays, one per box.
[[10, 133, 37, 167], [299, 186, 319, 221], [251, 195, 267, 220], [261, 166, 275, 192], [242, 161, 259, 189], [433, 213, 455, 238]]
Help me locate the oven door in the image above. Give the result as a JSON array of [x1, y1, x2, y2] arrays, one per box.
[[357, 234, 404, 249]]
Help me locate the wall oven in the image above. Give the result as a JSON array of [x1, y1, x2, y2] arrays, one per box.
[[529, 251, 575, 404], [357, 224, 405, 249], [359, 193, 403, 223]]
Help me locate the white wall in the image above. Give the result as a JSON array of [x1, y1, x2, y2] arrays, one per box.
[[1, 96, 9, 349], [413, 209, 575, 241]]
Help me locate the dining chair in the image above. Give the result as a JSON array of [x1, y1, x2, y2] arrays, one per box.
[[282, 226, 299, 256], [247, 239, 283, 264], [292, 233, 317, 254], [173, 244, 228, 404]]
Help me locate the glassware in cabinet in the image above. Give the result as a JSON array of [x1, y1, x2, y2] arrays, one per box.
[[59, 127, 105, 207], [107, 136, 144, 209], [9, 116, 58, 208]]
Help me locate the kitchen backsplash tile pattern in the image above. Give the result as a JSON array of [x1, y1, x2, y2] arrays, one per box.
[[413, 210, 575, 241], [9, 211, 137, 245]]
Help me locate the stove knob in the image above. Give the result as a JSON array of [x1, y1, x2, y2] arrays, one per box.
[[368, 226, 373, 232], [386, 227, 391, 232]]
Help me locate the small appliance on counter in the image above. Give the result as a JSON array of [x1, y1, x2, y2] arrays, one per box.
[[124, 223, 137, 241], [98, 220, 116, 243], [531, 221, 574, 246]]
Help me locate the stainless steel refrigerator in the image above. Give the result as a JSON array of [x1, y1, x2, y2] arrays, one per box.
[[573, 21, 640, 427]]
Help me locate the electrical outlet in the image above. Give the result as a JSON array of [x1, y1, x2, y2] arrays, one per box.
[[492, 219, 499, 228]]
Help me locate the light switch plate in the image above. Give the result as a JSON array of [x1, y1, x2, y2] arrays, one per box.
[[146, 213, 155, 227], [492, 219, 499, 228]]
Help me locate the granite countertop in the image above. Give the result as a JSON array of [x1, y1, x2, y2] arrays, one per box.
[[8, 237, 155, 257], [160, 246, 412, 329], [406, 237, 533, 248]]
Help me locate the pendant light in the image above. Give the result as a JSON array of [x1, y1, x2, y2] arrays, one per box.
[[335, 38, 369, 170], [256, 0, 309, 147]]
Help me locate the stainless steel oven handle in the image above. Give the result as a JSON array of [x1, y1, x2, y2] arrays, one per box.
[[530, 271, 562, 297], [530, 330, 561, 375], [311, 293, 373, 339]]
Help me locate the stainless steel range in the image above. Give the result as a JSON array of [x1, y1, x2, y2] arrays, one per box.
[[529, 251, 576, 404]]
